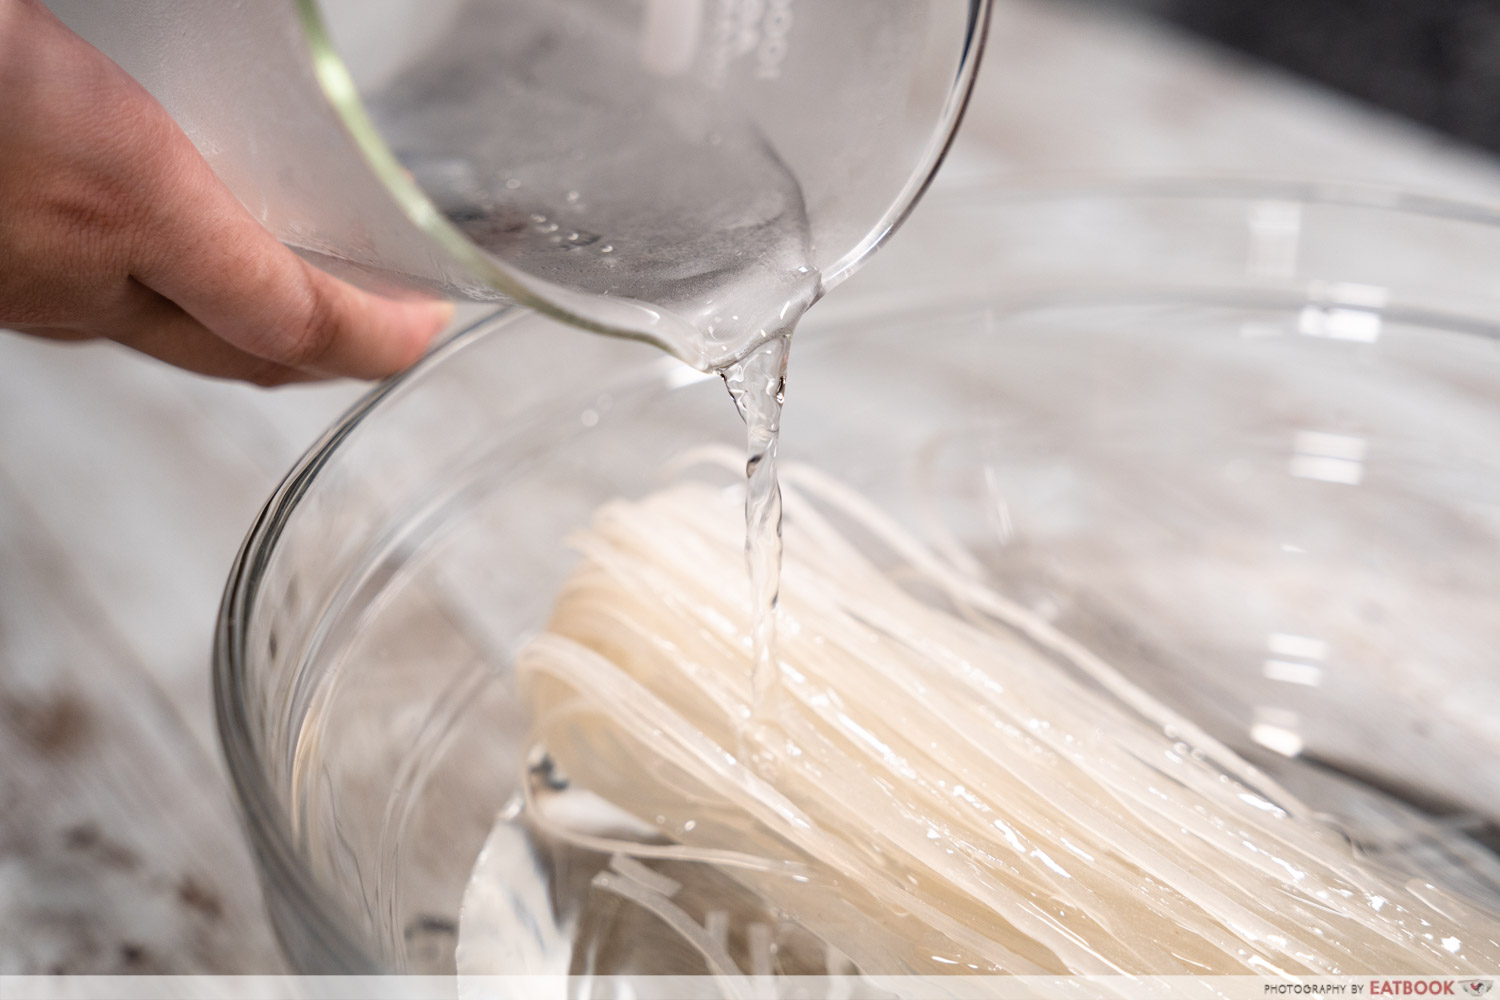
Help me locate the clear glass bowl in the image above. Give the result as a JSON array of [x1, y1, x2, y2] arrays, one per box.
[[215, 180, 1500, 975]]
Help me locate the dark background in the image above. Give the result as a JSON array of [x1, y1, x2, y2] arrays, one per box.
[[1096, 0, 1500, 155]]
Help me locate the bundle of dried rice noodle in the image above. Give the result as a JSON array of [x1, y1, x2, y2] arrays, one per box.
[[516, 455, 1500, 976]]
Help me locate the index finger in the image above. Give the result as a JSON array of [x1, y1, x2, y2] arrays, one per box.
[[126, 117, 451, 379]]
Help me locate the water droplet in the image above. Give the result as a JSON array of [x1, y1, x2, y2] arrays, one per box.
[[566, 190, 580, 202], [505, 178, 521, 190]]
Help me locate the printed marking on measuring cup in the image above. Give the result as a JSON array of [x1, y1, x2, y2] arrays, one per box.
[[706, 0, 798, 86], [755, 0, 796, 80]]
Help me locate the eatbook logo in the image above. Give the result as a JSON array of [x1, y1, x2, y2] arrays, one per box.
[[1462, 983, 1492, 997]]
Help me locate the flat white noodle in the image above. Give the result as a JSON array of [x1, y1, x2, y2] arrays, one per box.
[[515, 461, 1500, 976]]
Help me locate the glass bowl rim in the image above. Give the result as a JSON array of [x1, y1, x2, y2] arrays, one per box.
[[212, 175, 1500, 971]]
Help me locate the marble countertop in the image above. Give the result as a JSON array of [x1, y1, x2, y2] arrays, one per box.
[[4, 0, 1500, 975]]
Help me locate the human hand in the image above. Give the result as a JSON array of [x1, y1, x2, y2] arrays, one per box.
[[0, 0, 452, 386]]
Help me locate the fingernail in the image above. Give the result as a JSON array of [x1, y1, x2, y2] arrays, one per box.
[[409, 297, 455, 331], [379, 298, 453, 371], [428, 299, 456, 327], [401, 298, 454, 345]]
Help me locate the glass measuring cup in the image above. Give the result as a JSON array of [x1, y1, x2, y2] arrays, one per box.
[[47, 0, 991, 367]]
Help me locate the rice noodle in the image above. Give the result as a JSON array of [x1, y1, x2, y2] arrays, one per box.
[[515, 456, 1500, 975]]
